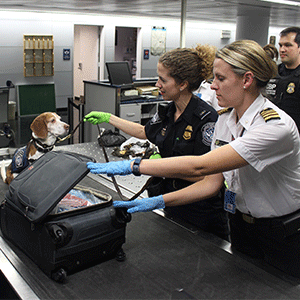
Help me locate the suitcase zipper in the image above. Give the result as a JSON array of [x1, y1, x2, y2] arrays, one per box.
[[45, 200, 113, 221]]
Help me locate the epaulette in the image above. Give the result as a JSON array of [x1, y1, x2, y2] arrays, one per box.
[[217, 107, 233, 116], [260, 108, 281, 122]]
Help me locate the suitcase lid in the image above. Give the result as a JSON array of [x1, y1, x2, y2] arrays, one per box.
[[5, 151, 96, 223]]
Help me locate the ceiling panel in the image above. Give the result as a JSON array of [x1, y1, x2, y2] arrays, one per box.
[[0, 0, 299, 27]]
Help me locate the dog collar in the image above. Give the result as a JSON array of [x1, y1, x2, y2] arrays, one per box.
[[31, 137, 55, 153]]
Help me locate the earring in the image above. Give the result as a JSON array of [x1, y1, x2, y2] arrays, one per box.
[[243, 86, 246, 89]]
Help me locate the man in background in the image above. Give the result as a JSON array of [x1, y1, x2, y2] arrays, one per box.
[[265, 27, 300, 131]]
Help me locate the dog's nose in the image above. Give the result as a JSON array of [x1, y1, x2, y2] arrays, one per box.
[[65, 124, 70, 130]]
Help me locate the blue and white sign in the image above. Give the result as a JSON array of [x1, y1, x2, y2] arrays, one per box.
[[63, 49, 70, 60]]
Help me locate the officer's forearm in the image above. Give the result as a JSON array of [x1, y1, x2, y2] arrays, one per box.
[[109, 115, 147, 139], [163, 173, 224, 206], [137, 144, 248, 179]]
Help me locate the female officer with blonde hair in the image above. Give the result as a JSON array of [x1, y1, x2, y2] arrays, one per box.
[[87, 40, 300, 277]]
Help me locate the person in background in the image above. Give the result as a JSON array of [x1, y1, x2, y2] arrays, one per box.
[[265, 27, 300, 130], [87, 40, 300, 278], [194, 80, 223, 111], [85, 45, 229, 240]]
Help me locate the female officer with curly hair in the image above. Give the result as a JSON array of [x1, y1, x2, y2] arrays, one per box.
[[85, 45, 229, 240]]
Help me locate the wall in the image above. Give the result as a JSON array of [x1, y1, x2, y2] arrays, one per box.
[[0, 11, 74, 109], [0, 9, 286, 111]]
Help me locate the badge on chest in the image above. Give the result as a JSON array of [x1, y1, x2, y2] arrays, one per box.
[[183, 125, 193, 140], [287, 82, 296, 94]]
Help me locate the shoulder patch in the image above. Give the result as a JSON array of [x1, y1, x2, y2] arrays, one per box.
[[149, 112, 162, 125], [199, 110, 211, 120], [260, 108, 281, 122], [217, 107, 233, 116]]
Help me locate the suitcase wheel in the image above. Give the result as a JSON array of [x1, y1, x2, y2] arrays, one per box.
[[115, 248, 126, 262], [51, 268, 67, 283]]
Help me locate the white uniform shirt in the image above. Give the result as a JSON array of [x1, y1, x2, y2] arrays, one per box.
[[194, 81, 223, 111], [211, 94, 300, 218]]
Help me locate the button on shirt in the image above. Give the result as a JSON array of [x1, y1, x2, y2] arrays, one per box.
[[212, 94, 300, 218]]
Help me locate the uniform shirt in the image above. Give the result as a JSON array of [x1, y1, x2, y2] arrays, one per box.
[[194, 81, 223, 111], [145, 94, 218, 158], [265, 63, 300, 130], [212, 94, 300, 218]]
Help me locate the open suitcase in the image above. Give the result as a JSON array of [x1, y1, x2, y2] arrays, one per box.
[[0, 151, 131, 282]]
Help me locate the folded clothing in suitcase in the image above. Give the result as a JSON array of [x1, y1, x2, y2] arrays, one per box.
[[0, 151, 131, 282]]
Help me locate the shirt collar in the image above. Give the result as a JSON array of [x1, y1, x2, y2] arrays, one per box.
[[167, 95, 198, 123], [227, 94, 266, 137]]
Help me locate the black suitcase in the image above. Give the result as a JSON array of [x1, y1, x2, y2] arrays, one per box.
[[0, 151, 131, 282]]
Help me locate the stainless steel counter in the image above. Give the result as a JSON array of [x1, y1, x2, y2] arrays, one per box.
[[1, 142, 300, 300]]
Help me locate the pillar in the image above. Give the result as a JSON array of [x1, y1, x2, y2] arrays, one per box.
[[235, 4, 270, 46]]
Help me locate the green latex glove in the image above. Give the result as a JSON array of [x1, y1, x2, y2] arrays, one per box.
[[149, 152, 162, 159], [84, 111, 111, 125]]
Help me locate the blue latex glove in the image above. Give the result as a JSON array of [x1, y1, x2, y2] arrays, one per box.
[[113, 195, 165, 213], [87, 160, 132, 176]]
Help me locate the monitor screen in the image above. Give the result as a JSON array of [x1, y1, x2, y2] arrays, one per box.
[[106, 61, 133, 85]]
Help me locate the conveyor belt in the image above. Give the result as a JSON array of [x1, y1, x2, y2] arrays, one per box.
[[1, 142, 300, 299]]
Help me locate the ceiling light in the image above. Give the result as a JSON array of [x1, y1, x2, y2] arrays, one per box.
[[259, 0, 300, 6]]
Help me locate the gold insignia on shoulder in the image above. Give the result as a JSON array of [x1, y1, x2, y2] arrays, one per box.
[[217, 107, 233, 116], [183, 125, 193, 140], [287, 82, 295, 94], [260, 108, 281, 122]]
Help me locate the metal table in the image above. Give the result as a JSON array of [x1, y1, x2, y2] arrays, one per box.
[[1, 142, 300, 300]]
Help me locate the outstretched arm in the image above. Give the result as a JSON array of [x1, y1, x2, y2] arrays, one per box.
[[163, 173, 224, 206], [109, 114, 146, 139], [138, 144, 248, 179], [113, 173, 224, 213], [84, 111, 146, 139], [87, 144, 248, 179]]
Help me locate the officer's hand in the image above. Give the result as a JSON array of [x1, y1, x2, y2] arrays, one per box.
[[84, 111, 111, 125], [87, 160, 132, 176], [113, 195, 165, 213]]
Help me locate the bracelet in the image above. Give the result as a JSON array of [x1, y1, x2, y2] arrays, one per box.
[[132, 157, 142, 176]]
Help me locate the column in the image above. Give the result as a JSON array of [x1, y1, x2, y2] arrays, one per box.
[[235, 4, 270, 46]]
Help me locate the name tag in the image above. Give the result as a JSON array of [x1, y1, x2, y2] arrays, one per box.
[[224, 190, 236, 214]]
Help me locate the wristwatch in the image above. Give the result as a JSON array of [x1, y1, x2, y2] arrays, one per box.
[[132, 157, 142, 176]]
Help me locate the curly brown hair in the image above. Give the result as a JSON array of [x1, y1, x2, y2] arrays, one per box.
[[158, 44, 217, 92]]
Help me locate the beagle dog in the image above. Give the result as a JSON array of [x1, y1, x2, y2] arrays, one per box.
[[2, 112, 69, 185]]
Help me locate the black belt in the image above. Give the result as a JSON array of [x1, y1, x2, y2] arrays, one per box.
[[236, 209, 300, 226], [242, 213, 256, 224], [234, 210, 272, 225], [234, 208, 300, 240]]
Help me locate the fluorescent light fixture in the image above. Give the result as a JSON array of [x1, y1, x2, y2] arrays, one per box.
[[259, 0, 300, 6]]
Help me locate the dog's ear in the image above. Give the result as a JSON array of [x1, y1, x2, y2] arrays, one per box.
[[30, 114, 48, 139]]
